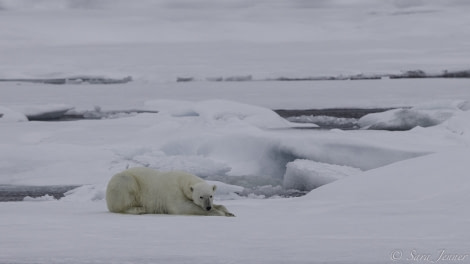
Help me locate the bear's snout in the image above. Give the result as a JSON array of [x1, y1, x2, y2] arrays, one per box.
[[206, 206, 212, 211]]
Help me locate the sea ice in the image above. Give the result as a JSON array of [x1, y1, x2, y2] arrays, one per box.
[[358, 100, 469, 130], [0, 106, 28, 122], [283, 159, 361, 191]]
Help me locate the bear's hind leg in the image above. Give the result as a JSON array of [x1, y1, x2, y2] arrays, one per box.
[[106, 173, 143, 214], [124, 206, 147, 215]]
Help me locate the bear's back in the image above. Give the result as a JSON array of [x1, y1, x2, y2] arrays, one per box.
[[124, 167, 203, 200], [125, 167, 201, 184]]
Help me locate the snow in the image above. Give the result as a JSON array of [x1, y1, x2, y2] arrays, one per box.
[[2, 95, 469, 264], [1, 0, 470, 263], [1, 1, 470, 81], [2, 143, 470, 263], [306, 146, 470, 203]]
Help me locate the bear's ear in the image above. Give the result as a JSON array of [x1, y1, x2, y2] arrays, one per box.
[[190, 186, 194, 192], [212, 185, 217, 191]]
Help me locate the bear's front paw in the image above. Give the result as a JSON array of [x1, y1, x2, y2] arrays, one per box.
[[225, 212, 235, 217]]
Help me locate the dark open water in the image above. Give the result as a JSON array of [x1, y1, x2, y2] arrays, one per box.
[[0, 185, 79, 202]]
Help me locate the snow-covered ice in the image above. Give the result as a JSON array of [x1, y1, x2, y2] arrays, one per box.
[[358, 100, 470, 130], [1, 0, 470, 263], [1, 0, 470, 81], [144, 99, 301, 129], [1, 88, 469, 263], [283, 159, 362, 191], [0, 106, 28, 122], [287, 115, 359, 129]]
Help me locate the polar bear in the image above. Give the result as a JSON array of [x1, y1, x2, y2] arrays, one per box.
[[106, 167, 235, 216]]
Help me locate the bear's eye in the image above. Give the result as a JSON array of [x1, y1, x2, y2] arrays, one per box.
[[200, 196, 203, 199], [210, 195, 213, 198]]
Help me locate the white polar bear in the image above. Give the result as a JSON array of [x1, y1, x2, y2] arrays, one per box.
[[106, 167, 235, 216]]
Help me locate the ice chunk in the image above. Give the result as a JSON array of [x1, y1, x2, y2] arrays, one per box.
[[23, 194, 56, 201], [358, 101, 469, 130], [306, 148, 470, 203], [358, 108, 451, 130], [195, 99, 308, 129], [287, 115, 358, 129], [283, 159, 361, 191], [0, 106, 28, 122]]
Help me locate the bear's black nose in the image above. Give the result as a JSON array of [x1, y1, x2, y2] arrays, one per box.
[[206, 206, 212, 211]]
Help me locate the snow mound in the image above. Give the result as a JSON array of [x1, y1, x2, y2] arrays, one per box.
[[0, 106, 28, 122], [359, 100, 469, 130], [145, 99, 298, 129], [306, 148, 470, 203], [283, 159, 361, 191], [358, 108, 451, 130], [307, 107, 470, 201]]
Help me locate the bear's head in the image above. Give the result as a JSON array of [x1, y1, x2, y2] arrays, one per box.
[[190, 182, 216, 211]]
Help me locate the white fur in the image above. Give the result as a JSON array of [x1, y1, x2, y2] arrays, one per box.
[[106, 167, 234, 216]]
